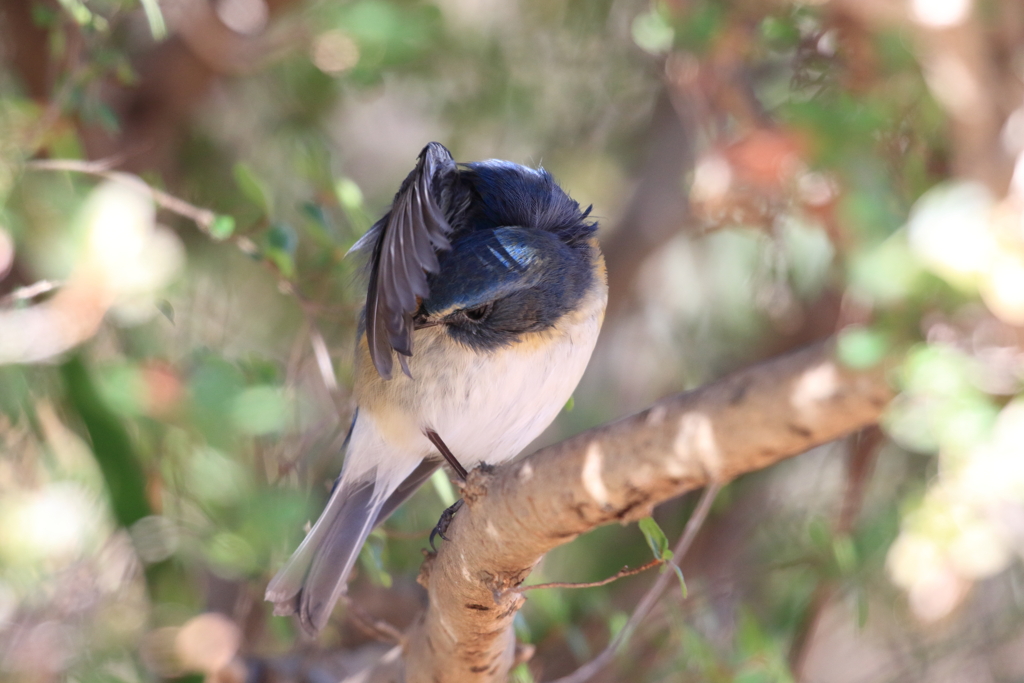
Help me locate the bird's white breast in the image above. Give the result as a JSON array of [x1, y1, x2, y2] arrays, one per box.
[[347, 273, 607, 491]]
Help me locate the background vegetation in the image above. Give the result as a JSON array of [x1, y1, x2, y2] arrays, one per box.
[[1, 0, 1023, 681]]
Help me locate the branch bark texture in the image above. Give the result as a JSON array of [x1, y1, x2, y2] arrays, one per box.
[[365, 341, 893, 683]]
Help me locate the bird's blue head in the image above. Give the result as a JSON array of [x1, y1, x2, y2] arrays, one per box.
[[414, 160, 598, 351], [360, 143, 600, 377]]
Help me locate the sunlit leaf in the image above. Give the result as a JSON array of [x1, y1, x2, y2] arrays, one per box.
[[639, 516, 670, 560], [670, 563, 688, 598]]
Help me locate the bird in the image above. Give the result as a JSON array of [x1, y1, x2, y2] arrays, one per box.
[[265, 141, 607, 635]]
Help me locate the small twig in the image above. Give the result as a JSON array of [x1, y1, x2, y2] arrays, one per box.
[[340, 596, 404, 645], [308, 325, 338, 394], [0, 280, 62, 306], [549, 482, 722, 683], [518, 559, 664, 592]]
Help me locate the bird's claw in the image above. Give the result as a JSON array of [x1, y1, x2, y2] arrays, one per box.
[[429, 499, 464, 552]]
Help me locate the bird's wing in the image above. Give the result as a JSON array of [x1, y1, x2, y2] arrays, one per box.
[[361, 142, 457, 379]]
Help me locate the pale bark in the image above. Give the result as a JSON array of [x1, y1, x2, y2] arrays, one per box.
[[357, 340, 893, 683]]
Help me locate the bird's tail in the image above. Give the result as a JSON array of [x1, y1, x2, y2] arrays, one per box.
[[265, 458, 441, 636], [265, 476, 384, 635]]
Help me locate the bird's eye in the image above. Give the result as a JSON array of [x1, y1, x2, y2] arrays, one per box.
[[463, 303, 492, 322]]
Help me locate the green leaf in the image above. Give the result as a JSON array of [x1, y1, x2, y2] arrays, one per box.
[[563, 395, 574, 412], [60, 356, 151, 528], [156, 299, 175, 324], [91, 102, 120, 134], [56, 0, 93, 26], [836, 325, 889, 369], [670, 563, 688, 598], [639, 516, 670, 560], [631, 10, 674, 55], [209, 214, 235, 241], [832, 534, 857, 575], [335, 177, 364, 210], [510, 663, 535, 683], [233, 162, 273, 215], [231, 385, 289, 436], [267, 221, 298, 254], [205, 531, 258, 578], [856, 587, 869, 629], [265, 247, 295, 279]]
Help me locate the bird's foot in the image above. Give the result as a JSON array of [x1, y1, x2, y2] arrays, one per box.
[[429, 499, 464, 552]]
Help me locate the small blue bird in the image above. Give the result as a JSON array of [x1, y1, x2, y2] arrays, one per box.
[[265, 142, 607, 635]]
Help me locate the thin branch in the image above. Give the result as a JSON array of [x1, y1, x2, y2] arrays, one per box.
[[549, 482, 721, 683], [518, 558, 664, 592], [304, 312, 349, 416], [0, 280, 62, 306], [26, 158, 221, 232]]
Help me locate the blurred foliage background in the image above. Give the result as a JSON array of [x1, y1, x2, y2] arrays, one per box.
[[2, 0, 1024, 681]]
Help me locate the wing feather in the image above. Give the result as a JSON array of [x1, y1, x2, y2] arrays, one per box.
[[364, 142, 456, 379]]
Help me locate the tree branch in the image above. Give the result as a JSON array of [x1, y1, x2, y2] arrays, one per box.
[[353, 340, 891, 683]]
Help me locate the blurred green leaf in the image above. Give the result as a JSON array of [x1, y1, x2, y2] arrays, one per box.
[[156, 298, 175, 323], [856, 586, 870, 629], [233, 162, 274, 215], [231, 385, 289, 436], [760, 15, 800, 48], [265, 247, 296, 279], [848, 232, 924, 306], [209, 214, 235, 241], [808, 517, 831, 554], [639, 516, 670, 560], [510, 663, 535, 683], [205, 531, 258, 578], [267, 221, 298, 254], [670, 563, 688, 598], [187, 447, 251, 505], [335, 177, 364, 210], [673, 1, 724, 53], [95, 362, 147, 417], [836, 325, 889, 369], [56, 0, 93, 26], [832, 534, 857, 576], [60, 356, 150, 528], [188, 356, 245, 446], [631, 9, 674, 55]]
